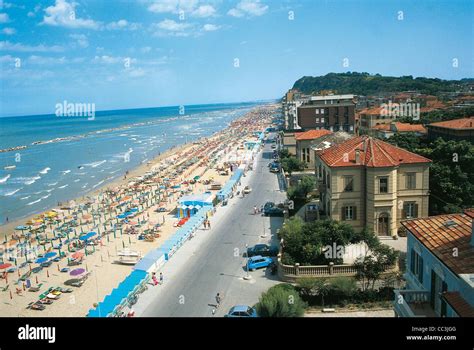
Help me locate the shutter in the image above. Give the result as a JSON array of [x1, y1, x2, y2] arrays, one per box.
[[353, 206, 357, 220], [410, 249, 415, 274], [414, 203, 419, 218], [341, 206, 346, 220], [402, 203, 406, 219], [441, 281, 448, 317], [418, 256, 424, 284], [430, 271, 436, 308]]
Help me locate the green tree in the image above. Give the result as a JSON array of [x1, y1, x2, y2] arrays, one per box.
[[281, 156, 304, 175], [387, 132, 421, 152], [354, 243, 399, 291], [287, 175, 316, 200], [256, 284, 306, 317]]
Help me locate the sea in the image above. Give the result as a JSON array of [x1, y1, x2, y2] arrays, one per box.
[[0, 102, 266, 224]]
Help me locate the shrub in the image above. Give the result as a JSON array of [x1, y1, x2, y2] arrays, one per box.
[[256, 284, 306, 317]]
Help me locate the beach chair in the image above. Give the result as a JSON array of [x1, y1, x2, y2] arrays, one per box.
[[28, 283, 43, 292], [0, 284, 9, 292]]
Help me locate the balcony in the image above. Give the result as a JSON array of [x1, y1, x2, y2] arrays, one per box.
[[393, 290, 437, 317]]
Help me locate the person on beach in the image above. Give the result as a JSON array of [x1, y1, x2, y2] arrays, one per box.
[[152, 272, 158, 286], [159, 272, 164, 285]]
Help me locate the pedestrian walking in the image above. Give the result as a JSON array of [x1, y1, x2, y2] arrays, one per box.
[[159, 272, 164, 285], [152, 272, 158, 286], [207, 220, 211, 229]]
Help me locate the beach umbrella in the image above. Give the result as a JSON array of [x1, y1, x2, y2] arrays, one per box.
[[0, 263, 12, 270], [71, 251, 84, 260], [44, 252, 57, 259], [35, 257, 48, 264], [69, 268, 85, 276]]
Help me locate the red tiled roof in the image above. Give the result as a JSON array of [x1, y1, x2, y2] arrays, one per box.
[[359, 107, 384, 116], [401, 213, 474, 275], [373, 124, 391, 131], [428, 117, 474, 130], [464, 208, 474, 218], [442, 291, 474, 317], [295, 129, 332, 141], [394, 122, 427, 133], [318, 136, 431, 168]]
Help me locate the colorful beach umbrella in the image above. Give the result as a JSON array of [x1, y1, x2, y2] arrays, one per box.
[[35, 257, 48, 264], [70, 268, 85, 276], [0, 263, 12, 270], [71, 252, 84, 260], [44, 252, 57, 259]]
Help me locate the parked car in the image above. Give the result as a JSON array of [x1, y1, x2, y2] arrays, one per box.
[[247, 244, 279, 257], [247, 255, 273, 271], [271, 145, 276, 149], [269, 163, 280, 173], [263, 202, 284, 216], [243, 186, 252, 194], [225, 305, 258, 318]]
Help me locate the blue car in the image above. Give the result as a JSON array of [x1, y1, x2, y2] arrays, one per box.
[[225, 305, 258, 318], [247, 255, 273, 271]]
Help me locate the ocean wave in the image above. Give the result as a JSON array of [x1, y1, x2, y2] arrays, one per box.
[[39, 167, 51, 175], [92, 180, 105, 189], [0, 174, 10, 184], [41, 194, 51, 199], [27, 198, 42, 206], [74, 179, 80, 182], [25, 176, 41, 185], [20, 195, 30, 200], [48, 182, 58, 186], [61, 170, 71, 175], [4, 188, 21, 196], [86, 160, 107, 168], [58, 184, 69, 189], [82, 183, 88, 188]]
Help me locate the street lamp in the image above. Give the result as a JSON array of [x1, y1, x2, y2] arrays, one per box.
[[243, 243, 252, 280]]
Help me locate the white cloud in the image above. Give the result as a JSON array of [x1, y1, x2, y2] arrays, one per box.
[[202, 23, 219, 31], [228, 0, 268, 18], [93, 55, 137, 65], [42, 0, 100, 29], [0, 12, 9, 23], [27, 55, 68, 65], [141, 46, 152, 53], [27, 4, 41, 17], [148, 1, 215, 18], [69, 33, 88, 48], [106, 19, 141, 31], [0, 41, 64, 52], [148, 0, 199, 14], [1, 27, 15, 35], [192, 5, 216, 18], [153, 19, 194, 36]]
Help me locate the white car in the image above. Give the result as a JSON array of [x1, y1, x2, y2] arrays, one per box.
[[243, 186, 252, 194]]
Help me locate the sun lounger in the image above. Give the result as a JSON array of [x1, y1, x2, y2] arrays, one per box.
[[0, 284, 9, 292]]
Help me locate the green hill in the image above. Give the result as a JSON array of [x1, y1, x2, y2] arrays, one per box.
[[292, 72, 473, 96]]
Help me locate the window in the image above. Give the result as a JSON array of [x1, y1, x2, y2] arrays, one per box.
[[315, 109, 319, 115], [406, 173, 416, 189], [327, 174, 330, 188], [321, 109, 325, 114], [343, 176, 353, 192], [410, 249, 424, 284], [403, 202, 418, 219], [342, 205, 356, 220], [321, 117, 325, 123], [306, 148, 310, 163], [315, 117, 319, 123], [379, 177, 388, 193], [318, 164, 322, 179]]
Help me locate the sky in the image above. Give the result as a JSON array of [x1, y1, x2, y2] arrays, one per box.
[[0, 0, 472, 117]]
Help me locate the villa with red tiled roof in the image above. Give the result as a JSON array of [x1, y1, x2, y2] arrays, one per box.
[[294, 129, 333, 168], [315, 136, 431, 237], [427, 117, 474, 143], [357, 106, 396, 136]]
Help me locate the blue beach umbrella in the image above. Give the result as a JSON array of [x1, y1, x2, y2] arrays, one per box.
[[44, 252, 57, 259], [35, 257, 48, 264]]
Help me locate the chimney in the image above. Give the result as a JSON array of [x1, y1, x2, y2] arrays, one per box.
[[355, 149, 360, 164]]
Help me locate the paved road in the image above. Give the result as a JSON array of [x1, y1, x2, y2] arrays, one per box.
[[135, 137, 286, 317]]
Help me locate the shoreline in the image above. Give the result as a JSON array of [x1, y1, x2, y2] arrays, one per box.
[[0, 104, 277, 317]]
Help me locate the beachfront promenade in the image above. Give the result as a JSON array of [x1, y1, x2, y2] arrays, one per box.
[[0, 105, 278, 317], [134, 136, 286, 317]]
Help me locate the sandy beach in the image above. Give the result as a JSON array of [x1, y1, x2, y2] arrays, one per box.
[[0, 104, 277, 317]]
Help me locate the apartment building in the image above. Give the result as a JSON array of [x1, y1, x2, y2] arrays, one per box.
[[394, 210, 474, 317], [427, 117, 474, 143], [297, 94, 356, 133], [315, 136, 431, 237], [357, 106, 396, 136]]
